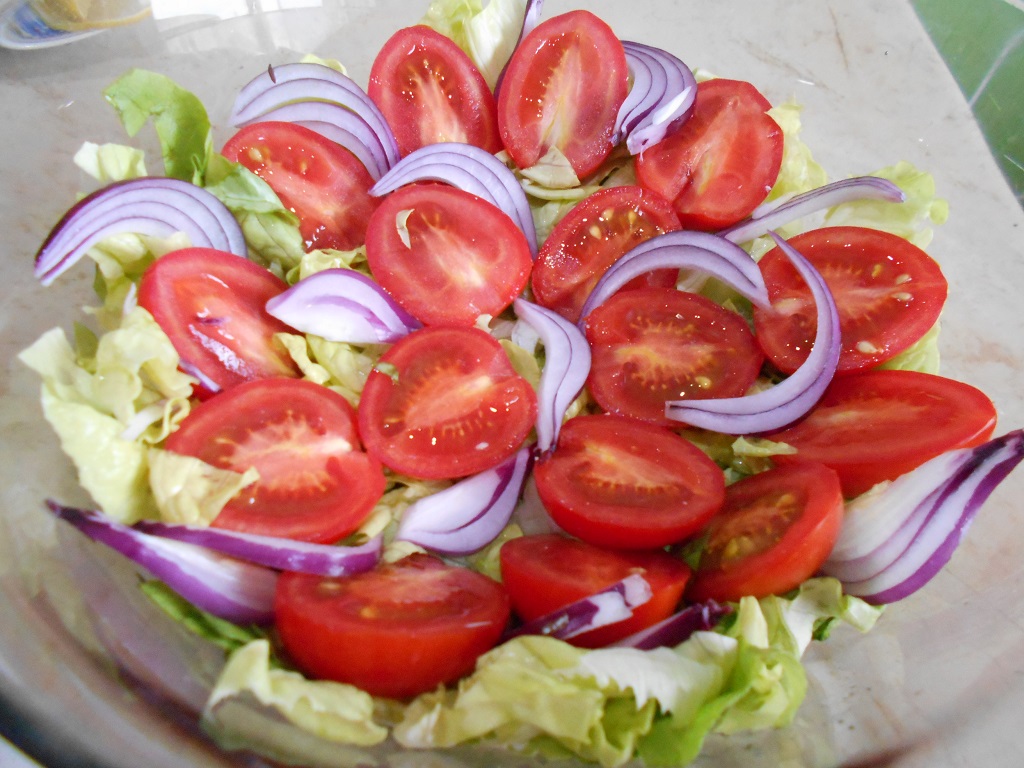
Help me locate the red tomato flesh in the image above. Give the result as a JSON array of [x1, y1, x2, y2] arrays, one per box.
[[364, 183, 533, 326], [137, 248, 300, 396], [221, 121, 380, 252], [275, 554, 510, 699], [499, 533, 691, 648], [584, 286, 764, 425], [635, 78, 783, 230], [686, 462, 844, 603], [165, 378, 385, 543], [765, 369, 998, 497], [753, 226, 948, 374], [531, 185, 682, 323], [534, 414, 725, 549], [497, 10, 628, 178], [357, 326, 537, 479], [368, 25, 501, 156]]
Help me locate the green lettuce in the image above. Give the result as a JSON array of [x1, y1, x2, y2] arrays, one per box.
[[420, 0, 528, 88], [204, 639, 388, 746], [104, 69, 212, 184], [147, 448, 259, 526], [387, 578, 881, 766], [18, 309, 196, 522], [824, 160, 949, 249], [74, 141, 148, 182]]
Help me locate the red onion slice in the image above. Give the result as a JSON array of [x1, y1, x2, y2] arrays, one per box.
[[616, 41, 697, 155], [34, 178, 247, 286], [265, 268, 422, 344], [48, 501, 277, 625], [234, 102, 393, 181], [395, 448, 533, 556], [370, 143, 538, 255], [720, 176, 906, 244], [504, 573, 653, 641], [665, 231, 841, 434], [578, 230, 770, 325], [614, 600, 730, 650], [514, 298, 591, 452], [231, 63, 400, 170], [823, 430, 1024, 604], [133, 520, 382, 578]]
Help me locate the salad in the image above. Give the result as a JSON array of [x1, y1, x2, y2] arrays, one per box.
[[17, 0, 1024, 766]]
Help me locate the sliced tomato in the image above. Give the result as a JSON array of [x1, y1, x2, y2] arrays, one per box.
[[634, 78, 783, 230], [137, 248, 300, 396], [753, 226, 948, 374], [686, 462, 844, 603], [534, 415, 725, 549], [357, 326, 537, 479], [531, 185, 682, 323], [364, 183, 532, 326], [765, 369, 998, 497], [499, 533, 691, 648], [584, 286, 764, 425], [275, 554, 510, 699], [497, 10, 628, 178], [368, 25, 501, 156], [165, 378, 385, 543], [221, 121, 380, 252]]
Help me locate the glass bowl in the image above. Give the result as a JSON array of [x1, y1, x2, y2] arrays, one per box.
[[2, 1, 1023, 766]]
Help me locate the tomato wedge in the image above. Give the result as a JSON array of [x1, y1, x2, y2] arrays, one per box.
[[357, 326, 537, 479], [364, 183, 533, 326], [500, 533, 691, 648], [534, 415, 725, 549], [275, 554, 510, 699], [368, 25, 501, 156], [753, 226, 948, 374], [497, 10, 628, 178], [531, 185, 682, 323], [584, 286, 764, 425], [634, 78, 783, 230], [686, 462, 844, 603], [138, 248, 300, 396], [165, 378, 385, 543], [221, 121, 380, 252], [765, 369, 998, 497]]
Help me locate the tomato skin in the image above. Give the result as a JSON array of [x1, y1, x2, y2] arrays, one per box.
[[364, 183, 533, 327], [221, 121, 380, 252], [500, 534, 691, 648], [368, 25, 501, 156], [584, 287, 765, 425], [634, 78, 783, 230], [534, 415, 725, 549], [530, 185, 682, 323], [753, 227, 948, 375], [165, 378, 385, 543], [137, 248, 300, 396], [686, 462, 844, 603], [498, 10, 628, 178], [765, 369, 998, 497], [357, 326, 537, 479], [275, 554, 510, 699]]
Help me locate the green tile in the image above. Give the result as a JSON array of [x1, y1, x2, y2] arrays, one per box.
[[914, 0, 1024, 204]]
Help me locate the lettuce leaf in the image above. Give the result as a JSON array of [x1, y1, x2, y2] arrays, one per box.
[[147, 448, 259, 526], [103, 69, 212, 185], [204, 639, 388, 747], [74, 141, 148, 182], [824, 160, 949, 249], [420, 0, 529, 88], [388, 578, 881, 766], [19, 309, 196, 522]]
